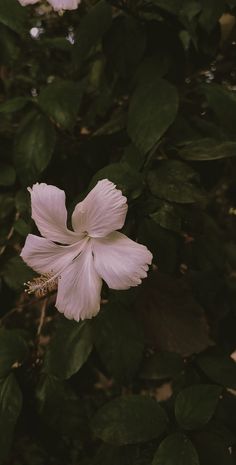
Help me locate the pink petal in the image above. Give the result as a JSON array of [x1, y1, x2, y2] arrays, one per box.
[[18, 0, 39, 5], [47, 0, 80, 10], [21, 234, 86, 274], [72, 179, 128, 238], [29, 183, 80, 244], [93, 232, 153, 290], [56, 243, 102, 321]]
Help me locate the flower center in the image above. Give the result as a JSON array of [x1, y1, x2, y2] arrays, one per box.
[[24, 273, 58, 298]]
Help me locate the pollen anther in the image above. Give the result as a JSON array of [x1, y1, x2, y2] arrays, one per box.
[[24, 273, 58, 298]]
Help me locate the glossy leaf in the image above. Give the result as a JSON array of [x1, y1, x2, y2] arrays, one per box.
[[128, 78, 178, 153], [92, 395, 168, 445], [0, 374, 22, 462], [152, 433, 200, 465], [14, 111, 56, 185], [43, 319, 93, 379], [175, 384, 222, 430]]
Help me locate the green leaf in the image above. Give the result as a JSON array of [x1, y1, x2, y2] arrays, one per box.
[[93, 109, 126, 136], [14, 218, 31, 237], [91, 162, 143, 199], [14, 111, 56, 185], [152, 0, 183, 14], [36, 375, 87, 437], [73, 0, 112, 66], [179, 139, 236, 161], [38, 79, 85, 129], [135, 55, 170, 85], [2, 256, 35, 291], [0, 0, 27, 34], [150, 202, 181, 232], [121, 144, 146, 171], [196, 353, 236, 389], [141, 352, 185, 380], [194, 432, 234, 465], [202, 84, 236, 135], [198, 0, 225, 32], [0, 329, 28, 377], [0, 194, 14, 223], [128, 78, 178, 153], [92, 302, 144, 383], [136, 272, 210, 356], [43, 319, 93, 379], [175, 384, 222, 430], [0, 163, 15, 186], [0, 97, 30, 113], [92, 395, 168, 445], [148, 160, 205, 203], [138, 219, 179, 271], [106, 16, 146, 78], [0, 374, 22, 462], [152, 433, 199, 465]]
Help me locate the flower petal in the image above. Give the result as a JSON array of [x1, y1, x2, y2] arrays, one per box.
[[72, 179, 128, 238], [29, 183, 80, 244], [93, 232, 153, 290], [18, 0, 39, 5], [21, 234, 86, 274], [56, 243, 102, 321], [47, 0, 80, 10]]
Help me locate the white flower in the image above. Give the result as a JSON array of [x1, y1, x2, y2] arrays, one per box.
[[18, 0, 39, 5], [18, 0, 81, 9], [47, 0, 81, 10], [21, 180, 152, 321]]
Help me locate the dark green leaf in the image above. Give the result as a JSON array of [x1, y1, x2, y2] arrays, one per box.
[[43, 319, 93, 379], [152, 433, 200, 465], [138, 219, 179, 271], [175, 384, 222, 430], [0, 329, 28, 377], [121, 144, 146, 171], [2, 256, 34, 291], [14, 218, 31, 237], [92, 395, 168, 445], [0, 374, 22, 462], [0, 194, 14, 222], [202, 84, 236, 135], [199, 0, 225, 32], [38, 79, 85, 129], [92, 302, 144, 383], [152, 0, 183, 14], [141, 352, 185, 380], [148, 160, 205, 203], [73, 0, 112, 66], [0, 163, 15, 186], [0, 97, 30, 113], [196, 353, 236, 389], [0, 0, 27, 34], [106, 16, 146, 78], [136, 273, 210, 356], [194, 432, 234, 465], [179, 139, 236, 161], [128, 78, 178, 153], [14, 111, 56, 185], [93, 109, 126, 136], [91, 162, 143, 199], [150, 202, 181, 232]]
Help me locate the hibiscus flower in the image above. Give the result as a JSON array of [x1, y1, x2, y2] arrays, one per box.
[[21, 180, 152, 321], [18, 0, 81, 10]]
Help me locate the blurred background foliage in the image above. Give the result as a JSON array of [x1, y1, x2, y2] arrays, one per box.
[[1, 0, 236, 463]]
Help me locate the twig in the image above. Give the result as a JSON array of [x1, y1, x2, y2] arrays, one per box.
[[0, 211, 20, 257], [37, 298, 48, 337]]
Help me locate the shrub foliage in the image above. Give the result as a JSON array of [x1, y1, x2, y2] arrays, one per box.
[[1, 0, 236, 464]]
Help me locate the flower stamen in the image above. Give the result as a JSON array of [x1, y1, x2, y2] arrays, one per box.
[[24, 273, 58, 298]]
